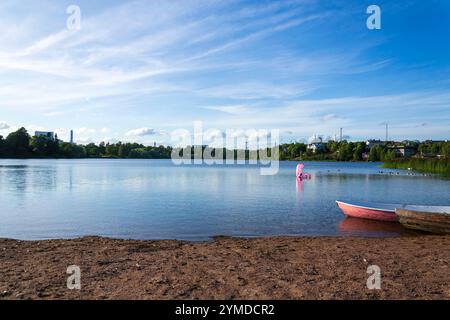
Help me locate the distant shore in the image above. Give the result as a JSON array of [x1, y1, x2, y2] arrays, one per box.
[[1, 235, 448, 300]]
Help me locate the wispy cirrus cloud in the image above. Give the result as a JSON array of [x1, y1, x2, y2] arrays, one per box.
[[204, 105, 254, 115], [196, 82, 315, 100], [0, 0, 331, 113], [0, 0, 448, 143], [201, 90, 450, 140]]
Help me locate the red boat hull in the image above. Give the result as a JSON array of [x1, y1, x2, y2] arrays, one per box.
[[336, 201, 398, 222]]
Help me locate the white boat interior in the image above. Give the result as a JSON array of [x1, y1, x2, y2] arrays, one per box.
[[400, 205, 450, 214]]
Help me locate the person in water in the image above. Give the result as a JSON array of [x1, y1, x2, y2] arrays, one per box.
[[296, 163, 311, 180]]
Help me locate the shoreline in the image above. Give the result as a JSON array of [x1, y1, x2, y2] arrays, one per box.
[[0, 157, 373, 161], [1, 235, 449, 300]]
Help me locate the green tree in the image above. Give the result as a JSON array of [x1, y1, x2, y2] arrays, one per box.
[[382, 149, 397, 161], [286, 143, 306, 159], [106, 142, 120, 157], [118, 145, 125, 158], [353, 142, 366, 161], [327, 141, 340, 154], [85, 143, 100, 157], [441, 141, 450, 157], [337, 142, 354, 161], [6, 127, 31, 157], [60, 142, 86, 158], [98, 142, 106, 156], [428, 143, 440, 155], [30, 135, 59, 157], [0, 135, 6, 157], [368, 145, 384, 162]]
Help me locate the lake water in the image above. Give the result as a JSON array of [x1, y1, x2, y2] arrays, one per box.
[[1, 159, 449, 240]]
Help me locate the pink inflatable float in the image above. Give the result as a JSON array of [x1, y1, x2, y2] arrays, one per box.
[[296, 163, 311, 180]]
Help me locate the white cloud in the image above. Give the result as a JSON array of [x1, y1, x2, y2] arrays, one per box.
[[205, 105, 254, 115], [21, 29, 73, 56], [203, 129, 224, 142], [195, 90, 450, 141], [75, 127, 96, 135], [125, 128, 157, 137], [25, 125, 45, 133], [101, 137, 119, 144], [322, 113, 338, 122], [0, 121, 10, 130], [43, 111, 65, 117], [55, 128, 68, 135], [75, 137, 95, 145], [247, 130, 271, 141], [197, 82, 313, 100]]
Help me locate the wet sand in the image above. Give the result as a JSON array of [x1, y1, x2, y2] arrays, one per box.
[[0, 235, 449, 300]]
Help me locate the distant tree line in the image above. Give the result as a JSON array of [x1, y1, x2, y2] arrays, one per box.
[[279, 140, 450, 162], [280, 141, 397, 161], [0, 127, 172, 159], [1, 127, 449, 163], [279, 141, 367, 161]]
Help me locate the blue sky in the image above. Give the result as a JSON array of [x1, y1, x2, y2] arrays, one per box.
[[0, 0, 449, 145]]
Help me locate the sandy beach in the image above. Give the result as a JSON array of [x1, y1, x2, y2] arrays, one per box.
[[0, 235, 449, 300]]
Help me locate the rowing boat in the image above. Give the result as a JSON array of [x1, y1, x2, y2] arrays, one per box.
[[336, 200, 404, 222], [395, 205, 450, 234]]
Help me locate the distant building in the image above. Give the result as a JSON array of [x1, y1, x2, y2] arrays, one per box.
[[390, 146, 416, 158], [307, 143, 325, 153], [309, 135, 323, 144], [35, 131, 55, 141], [362, 152, 369, 161], [389, 141, 404, 147], [402, 140, 420, 147], [365, 139, 384, 149], [399, 147, 416, 157]]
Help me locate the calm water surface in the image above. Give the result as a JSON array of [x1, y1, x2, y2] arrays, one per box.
[[1, 159, 449, 240]]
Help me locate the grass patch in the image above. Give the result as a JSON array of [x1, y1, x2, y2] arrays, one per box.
[[383, 158, 450, 177]]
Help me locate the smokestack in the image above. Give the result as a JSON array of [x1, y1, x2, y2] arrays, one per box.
[[70, 130, 74, 144], [340, 128, 343, 142]]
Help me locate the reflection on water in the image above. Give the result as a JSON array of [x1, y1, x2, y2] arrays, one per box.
[[296, 178, 303, 193], [0, 159, 449, 240], [338, 217, 423, 237], [0, 165, 29, 169]]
